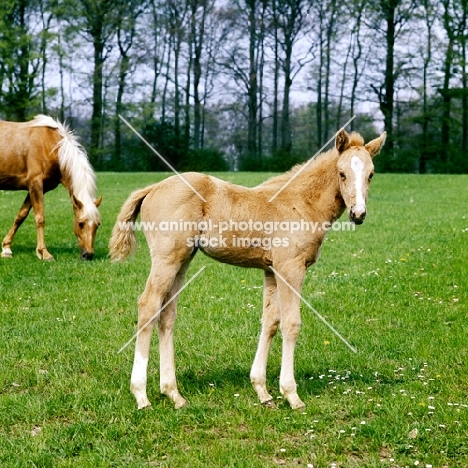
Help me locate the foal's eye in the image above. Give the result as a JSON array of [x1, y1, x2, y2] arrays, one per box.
[[339, 172, 346, 180], [78, 222, 85, 229], [369, 172, 375, 181]]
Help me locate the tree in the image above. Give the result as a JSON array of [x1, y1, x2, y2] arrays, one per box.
[[0, 0, 42, 120], [367, 0, 417, 171], [63, 0, 122, 167], [272, 0, 313, 154], [220, 0, 268, 167], [113, 0, 145, 168]]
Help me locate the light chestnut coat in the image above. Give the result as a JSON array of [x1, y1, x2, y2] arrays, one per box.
[[109, 129, 386, 410]]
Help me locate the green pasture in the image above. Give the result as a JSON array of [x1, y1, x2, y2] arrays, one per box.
[[0, 172, 467, 467]]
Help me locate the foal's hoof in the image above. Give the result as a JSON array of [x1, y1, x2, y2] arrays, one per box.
[[174, 398, 189, 410], [137, 402, 152, 410], [262, 399, 277, 409], [290, 400, 306, 411]]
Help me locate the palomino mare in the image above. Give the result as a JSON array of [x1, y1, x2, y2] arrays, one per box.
[[109, 129, 386, 410], [0, 115, 102, 260]]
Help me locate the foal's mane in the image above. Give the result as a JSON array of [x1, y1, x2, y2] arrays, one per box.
[[258, 132, 365, 190], [29, 115, 100, 222]]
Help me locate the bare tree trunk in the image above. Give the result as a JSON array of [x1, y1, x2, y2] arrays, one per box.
[[461, 3, 468, 158], [281, 44, 292, 153], [39, 4, 53, 114], [189, 0, 209, 150], [247, 0, 258, 160], [17, 0, 29, 121], [419, 0, 436, 174], [272, 0, 279, 154], [349, 5, 364, 131], [114, 8, 137, 168], [336, 32, 352, 129], [149, 0, 167, 120], [316, 9, 324, 147], [58, 32, 66, 122], [440, 25, 454, 165], [90, 33, 104, 167], [258, 8, 265, 160], [381, 0, 397, 164], [322, 0, 338, 143]]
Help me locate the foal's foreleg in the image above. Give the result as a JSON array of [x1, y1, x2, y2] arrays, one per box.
[[275, 267, 306, 410], [1, 194, 32, 258], [250, 271, 279, 406]]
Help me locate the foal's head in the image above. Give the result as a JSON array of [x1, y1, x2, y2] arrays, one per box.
[[336, 129, 386, 224], [72, 195, 102, 260]]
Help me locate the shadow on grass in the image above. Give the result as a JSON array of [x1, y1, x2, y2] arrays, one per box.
[[1, 244, 110, 261]]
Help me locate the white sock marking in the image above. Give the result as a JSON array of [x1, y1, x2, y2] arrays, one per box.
[[131, 351, 148, 387]]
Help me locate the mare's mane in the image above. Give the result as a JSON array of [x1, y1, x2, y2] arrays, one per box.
[[29, 115, 99, 222]]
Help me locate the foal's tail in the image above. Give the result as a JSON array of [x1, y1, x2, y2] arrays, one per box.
[[109, 185, 155, 262]]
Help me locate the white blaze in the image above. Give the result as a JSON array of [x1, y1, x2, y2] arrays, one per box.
[[351, 156, 365, 207]]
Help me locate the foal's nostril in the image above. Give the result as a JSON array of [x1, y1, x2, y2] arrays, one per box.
[[81, 252, 94, 260], [350, 205, 366, 224]]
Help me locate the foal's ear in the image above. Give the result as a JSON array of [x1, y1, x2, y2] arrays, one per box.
[[94, 196, 102, 208], [72, 195, 83, 211], [365, 131, 387, 158], [335, 129, 350, 153]]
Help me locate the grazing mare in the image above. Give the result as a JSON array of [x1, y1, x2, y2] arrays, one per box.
[[0, 115, 102, 260], [109, 129, 386, 410]]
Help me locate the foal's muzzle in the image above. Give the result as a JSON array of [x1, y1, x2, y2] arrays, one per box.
[[349, 205, 366, 225]]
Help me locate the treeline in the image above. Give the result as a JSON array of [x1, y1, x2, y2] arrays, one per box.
[[0, 0, 467, 173]]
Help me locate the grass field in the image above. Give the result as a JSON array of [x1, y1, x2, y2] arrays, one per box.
[[0, 172, 467, 467]]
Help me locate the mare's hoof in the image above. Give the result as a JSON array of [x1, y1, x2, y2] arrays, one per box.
[[36, 248, 55, 261]]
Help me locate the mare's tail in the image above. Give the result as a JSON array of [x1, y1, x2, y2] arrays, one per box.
[[109, 185, 155, 261]]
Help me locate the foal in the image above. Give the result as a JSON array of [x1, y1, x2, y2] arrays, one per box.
[[109, 129, 386, 410]]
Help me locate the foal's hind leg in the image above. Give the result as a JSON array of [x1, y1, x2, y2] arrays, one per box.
[[250, 271, 279, 406], [158, 257, 194, 408], [130, 257, 192, 409], [1, 194, 32, 258]]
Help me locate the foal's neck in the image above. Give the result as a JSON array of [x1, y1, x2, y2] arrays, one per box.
[[291, 150, 345, 223]]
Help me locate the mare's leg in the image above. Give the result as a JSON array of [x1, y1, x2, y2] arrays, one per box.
[[158, 256, 194, 408], [29, 179, 54, 261], [274, 264, 306, 410], [1, 194, 32, 258], [250, 270, 279, 406], [130, 256, 191, 409]]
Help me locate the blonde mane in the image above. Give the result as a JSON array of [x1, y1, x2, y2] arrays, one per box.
[[258, 132, 366, 191], [29, 115, 100, 223]]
